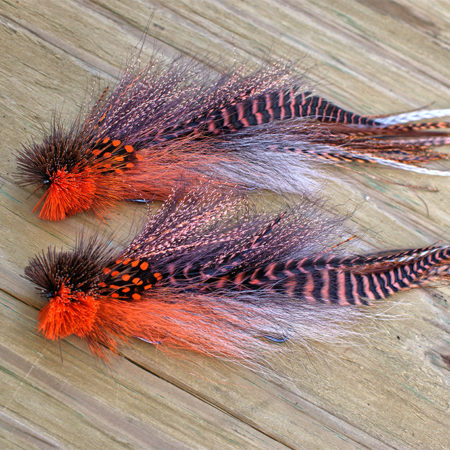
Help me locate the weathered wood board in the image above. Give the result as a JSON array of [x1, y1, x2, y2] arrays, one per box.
[[0, 1, 449, 448]]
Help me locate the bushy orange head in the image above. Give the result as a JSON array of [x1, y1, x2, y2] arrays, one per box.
[[33, 167, 96, 221], [16, 125, 124, 221], [38, 284, 99, 340]]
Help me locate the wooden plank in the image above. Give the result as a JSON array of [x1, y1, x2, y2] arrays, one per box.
[[0, 0, 449, 448]]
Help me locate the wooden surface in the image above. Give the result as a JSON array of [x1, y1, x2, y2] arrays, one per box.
[[0, 1, 449, 448]]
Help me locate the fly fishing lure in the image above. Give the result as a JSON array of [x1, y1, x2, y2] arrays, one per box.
[[25, 188, 449, 363], [17, 55, 450, 221]]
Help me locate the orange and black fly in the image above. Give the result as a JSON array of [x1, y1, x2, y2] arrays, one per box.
[[17, 56, 450, 221], [25, 188, 449, 363]]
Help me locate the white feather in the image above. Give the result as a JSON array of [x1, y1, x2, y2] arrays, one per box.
[[375, 109, 450, 125]]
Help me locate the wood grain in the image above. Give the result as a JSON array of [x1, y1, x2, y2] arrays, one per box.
[[0, 1, 449, 448]]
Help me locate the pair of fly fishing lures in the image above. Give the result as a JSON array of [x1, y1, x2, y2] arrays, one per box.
[[19, 56, 449, 364]]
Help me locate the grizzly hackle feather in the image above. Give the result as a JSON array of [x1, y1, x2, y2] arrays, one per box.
[[17, 53, 449, 220], [25, 187, 449, 367]]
